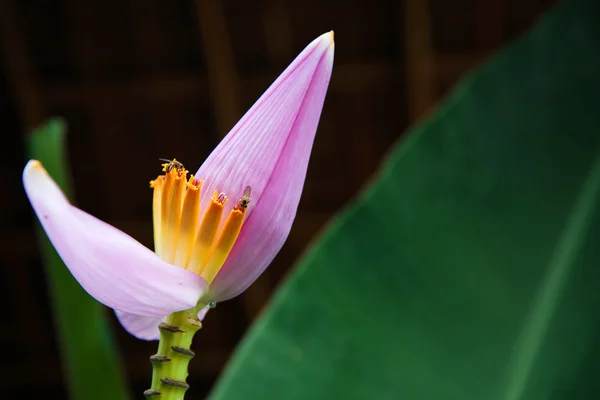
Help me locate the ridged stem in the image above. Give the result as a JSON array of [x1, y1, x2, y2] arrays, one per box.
[[144, 301, 206, 399]]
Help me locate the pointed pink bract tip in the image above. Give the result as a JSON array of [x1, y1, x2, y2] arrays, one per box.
[[316, 31, 335, 47]]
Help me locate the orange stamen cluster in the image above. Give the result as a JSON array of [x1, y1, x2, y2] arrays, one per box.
[[150, 159, 249, 285]]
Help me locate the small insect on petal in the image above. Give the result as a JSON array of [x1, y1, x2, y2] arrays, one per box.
[[234, 186, 252, 211], [159, 158, 186, 174]]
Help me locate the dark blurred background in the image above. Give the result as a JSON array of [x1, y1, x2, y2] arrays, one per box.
[[0, 0, 559, 397]]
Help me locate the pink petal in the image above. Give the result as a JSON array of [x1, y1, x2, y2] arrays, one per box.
[[195, 32, 334, 301], [23, 160, 207, 316], [115, 306, 209, 341], [195, 32, 334, 216]]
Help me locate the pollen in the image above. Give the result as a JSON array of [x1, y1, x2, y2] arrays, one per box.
[[151, 159, 250, 285]]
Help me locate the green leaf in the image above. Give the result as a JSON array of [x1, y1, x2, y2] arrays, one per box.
[[26, 118, 130, 400], [209, 1, 600, 399]]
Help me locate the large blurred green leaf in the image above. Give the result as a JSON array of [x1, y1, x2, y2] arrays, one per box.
[[27, 119, 130, 400], [209, 1, 600, 399]]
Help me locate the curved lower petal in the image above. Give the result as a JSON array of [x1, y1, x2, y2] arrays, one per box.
[[23, 160, 207, 316], [205, 35, 335, 301], [115, 312, 165, 341], [115, 306, 210, 341]]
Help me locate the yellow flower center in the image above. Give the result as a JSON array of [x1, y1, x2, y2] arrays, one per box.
[[150, 159, 249, 285]]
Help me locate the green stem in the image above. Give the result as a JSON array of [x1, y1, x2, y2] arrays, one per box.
[[144, 301, 206, 399]]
